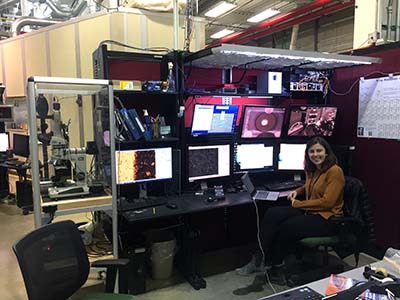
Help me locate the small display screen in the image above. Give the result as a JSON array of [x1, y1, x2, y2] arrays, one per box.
[[115, 147, 172, 184], [0, 133, 8, 152], [188, 144, 230, 182], [287, 105, 337, 137], [0, 105, 13, 122], [240, 106, 286, 139], [191, 104, 238, 135], [13, 134, 29, 158], [278, 143, 307, 171], [234, 143, 274, 173]]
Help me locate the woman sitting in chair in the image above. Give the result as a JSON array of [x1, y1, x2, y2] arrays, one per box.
[[237, 136, 345, 285]]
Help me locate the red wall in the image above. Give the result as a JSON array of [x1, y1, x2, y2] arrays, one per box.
[[330, 44, 400, 249]]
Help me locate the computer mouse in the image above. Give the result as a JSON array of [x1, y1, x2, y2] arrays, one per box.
[[166, 202, 178, 209]]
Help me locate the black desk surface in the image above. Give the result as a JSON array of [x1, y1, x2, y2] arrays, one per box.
[[121, 191, 291, 222]]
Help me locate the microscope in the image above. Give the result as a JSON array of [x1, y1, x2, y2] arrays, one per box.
[[47, 101, 90, 199]]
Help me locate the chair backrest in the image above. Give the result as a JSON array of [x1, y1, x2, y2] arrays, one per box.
[[343, 176, 376, 247], [13, 220, 90, 300]]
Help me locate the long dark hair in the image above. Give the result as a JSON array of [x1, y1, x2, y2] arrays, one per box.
[[304, 136, 337, 173]]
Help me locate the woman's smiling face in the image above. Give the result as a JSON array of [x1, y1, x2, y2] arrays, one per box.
[[307, 143, 327, 168]]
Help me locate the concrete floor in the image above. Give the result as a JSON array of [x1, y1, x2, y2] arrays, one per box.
[[0, 201, 379, 300]]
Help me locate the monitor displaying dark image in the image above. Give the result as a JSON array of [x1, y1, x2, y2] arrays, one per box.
[[191, 104, 239, 135], [0, 105, 14, 122], [278, 143, 307, 171], [0, 133, 8, 152], [188, 144, 230, 182], [234, 143, 275, 173], [240, 105, 285, 138], [115, 147, 172, 184], [13, 134, 29, 158], [287, 105, 337, 137]]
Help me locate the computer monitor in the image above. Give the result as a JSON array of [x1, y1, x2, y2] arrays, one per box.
[[240, 105, 286, 139], [0, 105, 14, 122], [234, 142, 275, 173], [187, 144, 231, 182], [115, 147, 172, 184], [13, 134, 30, 158], [287, 105, 337, 137], [191, 104, 239, 135], [278, 143, 307, 171], [0, 133, 8, 152]]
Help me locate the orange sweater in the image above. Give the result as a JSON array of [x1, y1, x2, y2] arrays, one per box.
[[292, 164, 345, 220]]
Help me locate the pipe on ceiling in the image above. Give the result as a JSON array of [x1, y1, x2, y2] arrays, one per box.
[[0, 0, 19, 10], [11, 17, 61, 36], [45, 0, 87, 18], [207, 0, 355, 47]]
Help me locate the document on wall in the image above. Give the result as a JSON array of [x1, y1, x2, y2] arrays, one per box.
[[357, 74, 400, 140]]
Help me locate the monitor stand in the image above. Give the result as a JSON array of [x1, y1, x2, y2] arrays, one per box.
[[139, 183, 148, 199], [293, 173, 302, 181]]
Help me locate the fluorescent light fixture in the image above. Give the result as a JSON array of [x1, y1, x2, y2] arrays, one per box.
[[205, 1, 237, 18], [247, 9, 280, 23], [210, 29, 235, 39]]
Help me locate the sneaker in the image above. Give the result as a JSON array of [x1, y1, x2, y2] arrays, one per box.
[[236, 255, 265, 276]]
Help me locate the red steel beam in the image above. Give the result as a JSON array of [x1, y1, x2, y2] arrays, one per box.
[[207, 0, 355, 47], [232, 0, 355, 45]]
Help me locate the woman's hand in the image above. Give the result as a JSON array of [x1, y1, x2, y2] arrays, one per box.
[[287, 190, 297, 205]]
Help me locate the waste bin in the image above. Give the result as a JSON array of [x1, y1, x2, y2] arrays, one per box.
[[149, 230, 176, 280]]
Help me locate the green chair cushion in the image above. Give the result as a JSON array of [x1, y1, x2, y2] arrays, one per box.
[[299, 236, 340, 247], [81, 293, 140, 300]]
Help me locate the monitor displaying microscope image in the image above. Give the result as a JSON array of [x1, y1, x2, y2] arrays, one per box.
[[240, 105, 286, 139], [115, 147, 172, 184], [287, 105, 337, 137]]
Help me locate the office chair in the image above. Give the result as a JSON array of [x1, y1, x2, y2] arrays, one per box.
[[287, 176, 376, 286], [13, 220, 139, 300]]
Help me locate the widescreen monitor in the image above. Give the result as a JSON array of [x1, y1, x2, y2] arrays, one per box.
[[187, 144, 230, 182], [115, 147, 172, 184], [0, 133, 8, 152], [191, 104, 239, 135], [287, 105, 337, 137], [234, 142, 275, 173], [278, 143, 307, 171], [240, 105, 286, 138], [13, 134, 29, 158]]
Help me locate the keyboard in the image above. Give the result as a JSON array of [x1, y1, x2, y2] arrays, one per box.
[[261, 286, 322, 300], [265, 180, 304, 191], [119, 197, 168, 211], [4, 160, 24, 167]]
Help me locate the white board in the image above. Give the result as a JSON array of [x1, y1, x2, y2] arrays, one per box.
[[357, 74, 400, 139]]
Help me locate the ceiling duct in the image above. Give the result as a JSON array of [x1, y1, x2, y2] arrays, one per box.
[[0, 0, 19, 10], [11, 17, 61, 36], [44, 0, 88, 18]]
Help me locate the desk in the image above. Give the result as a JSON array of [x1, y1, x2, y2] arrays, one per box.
[[0, 161, 32, 212], [258, 260, 400, 300], [113, 191, 289, 292]]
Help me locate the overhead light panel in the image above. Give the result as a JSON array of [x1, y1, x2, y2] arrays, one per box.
[[205, 1, 237, 18], [247, 9, 280, 23], [210, 29, 235, 39]]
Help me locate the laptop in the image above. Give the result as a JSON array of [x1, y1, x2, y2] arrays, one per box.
[[241, 173, 279, 201]]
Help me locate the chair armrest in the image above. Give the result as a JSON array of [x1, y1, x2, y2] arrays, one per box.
[[92, 258, 130, 268]]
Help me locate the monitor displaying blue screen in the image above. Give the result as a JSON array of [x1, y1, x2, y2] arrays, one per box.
[[115, 147, 172, 184], [191, 104, 239, 135], [234, 142, 275, 173]]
